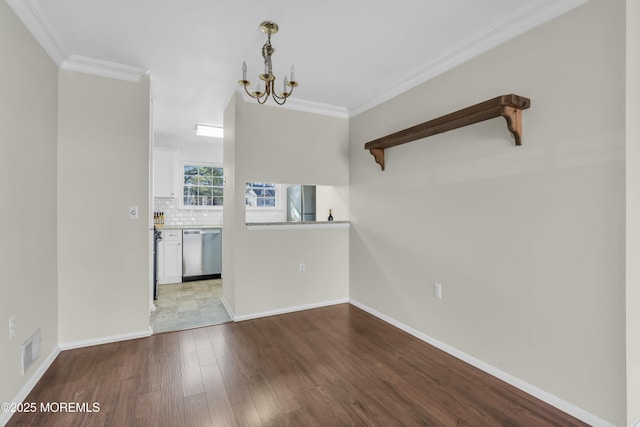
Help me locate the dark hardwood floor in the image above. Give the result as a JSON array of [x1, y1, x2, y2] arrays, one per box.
[[8, 304, 588, 426]]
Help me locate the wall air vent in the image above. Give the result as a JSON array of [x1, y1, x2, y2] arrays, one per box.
[[22, 328, 41, 375]]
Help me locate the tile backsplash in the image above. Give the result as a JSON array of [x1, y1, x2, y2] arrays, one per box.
[[154, 198, 223, 226]]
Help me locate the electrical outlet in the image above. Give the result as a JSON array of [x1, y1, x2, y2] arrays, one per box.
[[299, 263, 305, 273], [434, 282, 442, 300], [9, 316, 15, 339]]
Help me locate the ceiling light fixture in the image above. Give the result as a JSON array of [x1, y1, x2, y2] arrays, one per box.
[[195, 124, 224, 138], [238, 21, 298, 105]]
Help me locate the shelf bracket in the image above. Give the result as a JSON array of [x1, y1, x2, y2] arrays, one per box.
[[364, 94, 531, 171], [500, 106, 523, 146], [369, 148, 385, 171]]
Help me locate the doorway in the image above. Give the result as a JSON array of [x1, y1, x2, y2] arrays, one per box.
[[150, 137, 227, 334]]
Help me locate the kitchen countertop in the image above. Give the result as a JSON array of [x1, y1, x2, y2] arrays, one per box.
[[155, 225, 223, 230], [246, 221, 349, 230], [156, 222, 350, 230]]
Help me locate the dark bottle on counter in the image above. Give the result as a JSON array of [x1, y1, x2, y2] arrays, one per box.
[[328, 209, 333, 221]]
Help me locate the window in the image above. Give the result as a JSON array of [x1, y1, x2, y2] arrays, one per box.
[[183, 164, 223, 207], [245, 182, 277, 207]]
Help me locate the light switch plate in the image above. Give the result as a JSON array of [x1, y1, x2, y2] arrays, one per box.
[[129, 206, 139, 219], [434, 282, 442, 299], [9, 316, 15, 339]]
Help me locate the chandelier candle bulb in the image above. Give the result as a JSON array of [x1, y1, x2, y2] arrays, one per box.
[[242, 61, 247, 81], [291, 65, 295, 82]]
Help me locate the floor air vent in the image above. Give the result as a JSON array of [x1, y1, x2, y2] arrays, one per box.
[[22, 329, 41, 375]]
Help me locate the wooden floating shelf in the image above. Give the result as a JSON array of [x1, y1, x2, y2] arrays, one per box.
[[364, 94, 531, 171]]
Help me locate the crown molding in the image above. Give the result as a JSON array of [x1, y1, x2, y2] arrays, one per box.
[[8, 0, 587, 115], [239, 89, 348, 119], [7, 0, 148, 82], [348, 0, 589, 117], [238, 0, 587, 119], [6, 0, 67, 65], [61, 55, 149, 82]]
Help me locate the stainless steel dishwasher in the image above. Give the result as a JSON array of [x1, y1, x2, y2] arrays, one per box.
[[182, 228, 222, 281]]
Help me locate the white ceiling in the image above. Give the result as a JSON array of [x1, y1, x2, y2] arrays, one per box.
[[8, 0, 586, 143]]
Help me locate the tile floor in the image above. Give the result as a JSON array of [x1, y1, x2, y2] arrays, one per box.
[[151, 279, 231, 334]]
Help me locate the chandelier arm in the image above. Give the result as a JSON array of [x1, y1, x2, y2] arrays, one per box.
[[271, 91, 287, 101], [271, 93, 288, 105], [267, 80, 288, 105], [257, 81, 272, 104], [243, 85, 270, 104], [271, 83, 293, 101], [285, 85, 295, 98], [243, 85, 258, 99]]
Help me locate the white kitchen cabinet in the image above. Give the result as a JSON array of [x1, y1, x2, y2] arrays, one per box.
[[153, 149, 176, 198], [157, 229, 182, 284]]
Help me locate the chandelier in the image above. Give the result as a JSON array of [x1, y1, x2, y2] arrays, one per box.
[[238, 21, 298, 105]]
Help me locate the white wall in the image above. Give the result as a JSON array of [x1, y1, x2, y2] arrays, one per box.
[[225, 94, 350, 318], [57, 70, 151, 344], [0, 1, 59, 414], [627, 0, 640, 425], [234, 226, 349, 317], [349, 0, 625, 424]]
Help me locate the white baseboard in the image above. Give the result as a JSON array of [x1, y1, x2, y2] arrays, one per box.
[[348, 299, 615, 427], [0, 345, 61, 427], [220, 296, 234, 320], [58, 328, 153, 351], [234, 298, 349, 322]]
